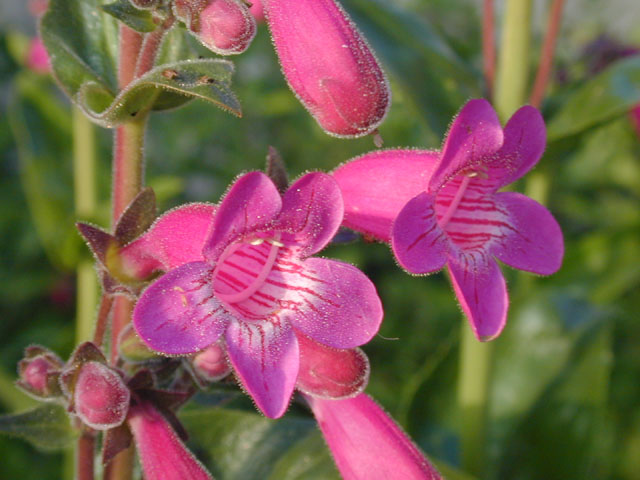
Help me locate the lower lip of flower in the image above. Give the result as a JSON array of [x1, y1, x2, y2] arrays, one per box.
[[212, 232, 283, 305], [438, 175, 472, 229]]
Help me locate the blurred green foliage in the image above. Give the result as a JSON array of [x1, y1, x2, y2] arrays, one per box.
[[1, 0, 640, 479]]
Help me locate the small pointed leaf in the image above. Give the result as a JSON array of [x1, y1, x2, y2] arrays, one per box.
[[101, 0, 158, 33], [0, 404, 77, 451], [115, 187, 157, 245], [265, 146, 289, 194], [102, 423, 133, 465]]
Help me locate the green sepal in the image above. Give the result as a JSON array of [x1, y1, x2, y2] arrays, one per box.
[[114, 187, 157, 245], [101, 0, 158, 33], [0, 404, 77, 451]]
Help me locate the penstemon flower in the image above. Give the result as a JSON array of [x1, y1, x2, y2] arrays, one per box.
[[306, 393, 442, 480], [133, 171, 383, 417], [333, 99, 564, 340], [263, 0, 390, 138], [128, 401, 212, 480]]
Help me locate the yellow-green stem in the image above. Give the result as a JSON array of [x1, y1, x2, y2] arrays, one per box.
[[457, 322, 494, 475], [495, 0, 533, 120], [72, 106, 99, 480]]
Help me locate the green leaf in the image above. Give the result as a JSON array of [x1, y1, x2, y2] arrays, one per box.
[[7, 74, 83, 270], [179, 405, 339, 480], [342, 0, 480, 142], [547, 56, 640, 141], [41, 0, 119, 101], [102, 0, 158, 33], [0, 404, 77, 451], [79, 59, 241, 127]]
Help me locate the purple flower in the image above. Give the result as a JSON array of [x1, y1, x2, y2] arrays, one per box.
[[306, 393, 442, 480], [133, 171, 383, 417], [333, 99, 564, 340]]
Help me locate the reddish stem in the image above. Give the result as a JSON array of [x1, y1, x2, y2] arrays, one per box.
[[77, 432, 95, 480], [529, 0, 566, 108], [92, 295, 114, 347], [482, 0, 496, 99], [134, 16, 175, 78], [118, 26, 144, 89]]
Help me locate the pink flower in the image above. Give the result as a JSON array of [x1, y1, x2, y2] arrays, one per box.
[[128, 401, 212, 480], [263, 0, 390, 138], [174, 0, 256, 55], [333, 99, 564, 340], [26, 37, 51, 74], [307, 393, 442, 480], [248, 0, 265, 22], [73, 361, 130, 430], [133, 172, 383, 417]]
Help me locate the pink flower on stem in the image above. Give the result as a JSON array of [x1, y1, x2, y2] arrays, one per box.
[[128, 401, 212, 480], [133, 171, 383, 418], [307, 393, 442, 480], [333, 99, 564, 340], [264, 0, 390, 138]]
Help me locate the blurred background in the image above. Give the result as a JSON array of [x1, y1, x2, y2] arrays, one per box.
[[1, 0, 639, 479]]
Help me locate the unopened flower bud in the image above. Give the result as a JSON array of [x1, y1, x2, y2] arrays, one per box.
[[248, 0, 264, 22], [190, 342, 231, 384], [16, 347, 63, 399], [174, 0, 256, 55], [74, 362, 130, 430], [264, 0, 391, 137]]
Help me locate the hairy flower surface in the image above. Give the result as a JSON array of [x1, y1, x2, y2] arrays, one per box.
[[334, 99, 564, 340], [264, 0, 390, 137], [128, 401, 212, 480], [133, 172, 382, 417], [307, 393, 442, 480]]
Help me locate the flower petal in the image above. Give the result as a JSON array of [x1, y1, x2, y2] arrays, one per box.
[[133, 262, 231, 355], [333, 149, 438, 242], [284, 257, 383, 349], [490, 105, 547, 189], [491, 192, 564, 275], [128, 402, 213, 480], [306, 393, 442, 480], [447, 254, 508, 341], [296, 332, 369, 400], [120, 203, 216, 278], [392, 192, 448, 274], [429, 99, 503, 192], [276, 172, 343, 256], [225, 320, 299, 418], [203, 172, 282, 262]]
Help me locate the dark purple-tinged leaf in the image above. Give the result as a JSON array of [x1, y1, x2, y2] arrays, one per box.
[[114, 187, 157, 245], [0, 404, 76, 451], [265, 146, 289, 194]]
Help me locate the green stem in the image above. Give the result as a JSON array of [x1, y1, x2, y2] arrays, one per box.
[[457, 321, 494, 476], [494, 0, 533, 120]]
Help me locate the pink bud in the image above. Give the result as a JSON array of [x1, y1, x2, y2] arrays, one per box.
[[306, 393, 442, 480], [26, 37, 51, 75], [74, 362, 130, 430], [128, 401, 213, 480], [191, 342, 231, 383], [248, 0, 264, 22], [17, 350, 62, 399], [175, 0, 257, 55], [264, 0, 390, 137]]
